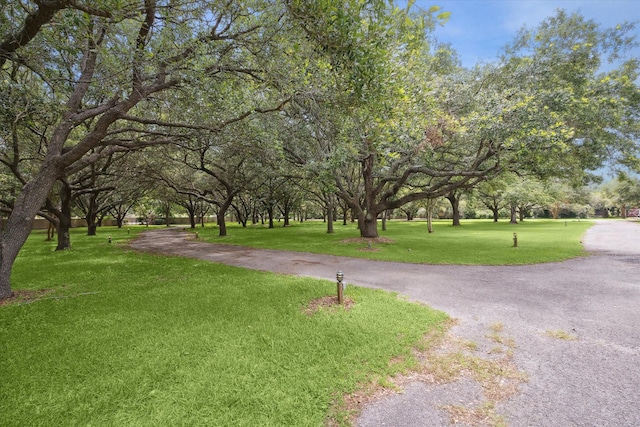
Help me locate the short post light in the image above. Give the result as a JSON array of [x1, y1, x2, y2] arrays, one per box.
[[108, 235, 112, 244], [512, 232, 518, 248], [336, 271, 345, 305]]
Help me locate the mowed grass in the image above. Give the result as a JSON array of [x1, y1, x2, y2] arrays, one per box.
[[194, 219, 593, 265], [1, 227, 447, 426]]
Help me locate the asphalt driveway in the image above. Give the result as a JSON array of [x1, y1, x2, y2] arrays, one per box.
[[130, 220, 640, 426]]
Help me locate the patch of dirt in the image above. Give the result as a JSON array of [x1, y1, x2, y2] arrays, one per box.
[[327, 319, 528, 426], [357, 247, 381, 252], [340, 237, 396, 244], [303, 295, 355, 316], [0, 289, 54, 306]]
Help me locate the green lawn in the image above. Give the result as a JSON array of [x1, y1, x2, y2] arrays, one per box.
[[193, 218, 593, 265], [1, 228, 447, 426]]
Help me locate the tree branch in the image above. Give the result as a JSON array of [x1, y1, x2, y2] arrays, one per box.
[[0, 1, 68, 68]]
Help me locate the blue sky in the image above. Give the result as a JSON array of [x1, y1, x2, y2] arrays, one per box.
[[408, 0, 640, 68]]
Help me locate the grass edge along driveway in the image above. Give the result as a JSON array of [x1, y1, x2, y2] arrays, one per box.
[[2, 228, 447, 426], [190, 219, 593, 265]]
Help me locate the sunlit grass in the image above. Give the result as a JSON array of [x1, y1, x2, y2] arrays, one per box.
[[2, 227, 447, 426], [192, 218, 593, 265]]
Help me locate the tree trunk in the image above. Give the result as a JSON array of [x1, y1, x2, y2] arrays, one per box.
[[381, 210, 387, 231], [356, 154, 381, 238], [425, 198, 436, 233], [84, 194, 99, 236], [326, 195, 334, 234], [187, 207, 196, 229], [0, 163, 62, 299], [491, 208, 499, 222], [87, 222, 98, 236], [621, 205, 627, 219], [510, 205, 518, 224], [164, 204, 171, 227], [518, 207, 525, 222], [217, 210, 227, 237], [56, 183, 73, 251], [283, 203, 290, 227], [233, 206, 247, 227], [56, 218, 72, 250], [218, 197, 234, 237], [359, 212, 379, 238], [267, 205, 274, 229], [85, 207, 98, 236], [46, 221, 56, 241], [446, 192, 461, 226]]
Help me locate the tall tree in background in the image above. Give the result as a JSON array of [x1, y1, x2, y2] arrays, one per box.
[[500, 10, 640, 181], [288, 1, 497, 237]]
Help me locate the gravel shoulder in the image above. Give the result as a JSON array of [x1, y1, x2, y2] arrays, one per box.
[[130, 220, 640, 426]]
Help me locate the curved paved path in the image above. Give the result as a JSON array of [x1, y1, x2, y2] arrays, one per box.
[[131, 220, 640, 426]]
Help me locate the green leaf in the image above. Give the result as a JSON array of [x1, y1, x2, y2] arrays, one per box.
[[436, 11, 451, 23]]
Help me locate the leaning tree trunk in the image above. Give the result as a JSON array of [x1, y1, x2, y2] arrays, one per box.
[[0, 163, 61, 299], [217, 197, 234, 237], [233, 206, 247, 227]]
